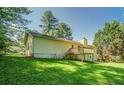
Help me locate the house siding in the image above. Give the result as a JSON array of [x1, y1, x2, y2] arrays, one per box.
[[25, 34, 33, 56], [83, 53, 94, 61], [24, 32, 95, 61], [33, 37, 79, 59]]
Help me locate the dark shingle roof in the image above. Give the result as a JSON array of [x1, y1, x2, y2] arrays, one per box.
[[24, 31, 94, 49], [25, 31, 81, 45]]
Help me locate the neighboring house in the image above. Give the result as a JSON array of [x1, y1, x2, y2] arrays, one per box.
[[24, 31, 95, 61]]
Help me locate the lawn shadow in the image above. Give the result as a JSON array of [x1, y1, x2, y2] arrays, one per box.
[[0, 56, 124, 84]]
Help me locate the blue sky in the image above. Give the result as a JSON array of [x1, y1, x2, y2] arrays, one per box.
[[25, 7, 124, 44]]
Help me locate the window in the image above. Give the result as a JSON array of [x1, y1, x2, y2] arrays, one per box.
[[90, 55, 92, 59], [72, 45, 74, 48], [78, 46, 81, 49]]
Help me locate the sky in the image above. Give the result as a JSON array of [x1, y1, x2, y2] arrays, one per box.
[[25, 7, 124, 44]]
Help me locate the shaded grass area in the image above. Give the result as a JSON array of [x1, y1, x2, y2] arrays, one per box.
[[0, 56, 124, 85]]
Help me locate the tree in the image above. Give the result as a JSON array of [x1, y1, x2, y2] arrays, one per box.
[[0, 7, 32, 54], [0, 30, 7, 55], [93, 30, 104, 61], [39, 10, 73, 40], [56, 22, 73, 40], [39, 10, 58, 36], [93, 20, 124, 62]]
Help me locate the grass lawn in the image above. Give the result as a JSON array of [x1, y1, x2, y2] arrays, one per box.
[[0, 55, 124, 85]]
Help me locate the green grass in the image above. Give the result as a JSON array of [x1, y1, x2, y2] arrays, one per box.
[[0, 55, 124, 85]]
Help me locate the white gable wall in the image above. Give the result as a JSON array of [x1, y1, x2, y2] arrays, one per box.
[[33, 37, 79, 59]]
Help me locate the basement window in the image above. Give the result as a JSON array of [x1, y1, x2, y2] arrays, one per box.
[[72, 45, 74, 48], [90, 55, 92, 59]]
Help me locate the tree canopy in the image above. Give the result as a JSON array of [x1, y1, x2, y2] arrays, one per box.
[[93, 20, 124, 62], [39, 10, 58, 36], [39, 10, 73, 40], [56, 22, 73, 40], [0, 7, 32, 54]]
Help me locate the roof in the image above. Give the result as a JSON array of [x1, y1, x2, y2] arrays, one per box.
[[25, 31, 81, 45], [24, 31, 95, 49]]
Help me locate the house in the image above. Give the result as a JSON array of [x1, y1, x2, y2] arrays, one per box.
[[24, 31, 95, 61]]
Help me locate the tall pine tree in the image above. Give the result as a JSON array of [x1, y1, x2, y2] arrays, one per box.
[[0, 7, 32, 54], [39, 10, 73, 40], [56, 22, 73, 40], [39, 10, 58, 36]]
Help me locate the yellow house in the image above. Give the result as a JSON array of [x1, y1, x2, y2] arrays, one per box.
[[24, 31, 95, 61]]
